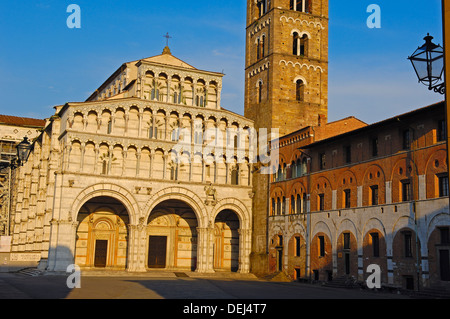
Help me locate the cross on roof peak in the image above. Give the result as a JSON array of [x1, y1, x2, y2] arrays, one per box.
[[163, 32, 172, 47]]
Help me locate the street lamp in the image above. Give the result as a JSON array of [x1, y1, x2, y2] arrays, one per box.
[[0, 137, 32, 170], [408, 33, 445, 94], [16, 137, 32, 167]]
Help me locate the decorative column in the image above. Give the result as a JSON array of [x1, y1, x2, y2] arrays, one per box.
[[80, 142, 86, 172], [126, 221, 147, 272], [122, 148, 127, 177], [165, 116, 170, 141], [196, 227, 215, 273], [136, 149, 141, 178], [108, 145, 113, 174], [149, 150, 155, 179], [152, 114, 156, 139], [238, 228, 251, 273], [93, 144, 99, 175], [124, 111, 129, 135], [163, 152, 168, 180], [216, 84, 222, 109], [138, 110, 143, 138], [167, 78, 172, 103]]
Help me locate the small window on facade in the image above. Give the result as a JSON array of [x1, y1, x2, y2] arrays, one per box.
[[318, 193, 325, 211], [296, 194, 301, 214], [344, 189, 351, 209], [370, 232, 380, 257], [271, 198, 276, 216], [107, 120, 112, 134], [318, 236, 325, 257], [258, 81, 263, 103], [277, 198, 281, 215], [295, 236, 301, 257], [291, 195, 295, 214], [401, 180, 412, 202], [438, 120, 447, 142], [371, 185, 379, 206], [296, 79, 304, 101], [438, 174, 449, 197]]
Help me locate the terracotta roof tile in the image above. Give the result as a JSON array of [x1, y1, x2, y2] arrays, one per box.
[[0, 115, 46, 128]]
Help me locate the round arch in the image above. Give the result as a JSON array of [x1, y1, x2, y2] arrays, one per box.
[[70, 183, 139, 225], [142, 187, 208, 228], [210, 198, 251, 230]]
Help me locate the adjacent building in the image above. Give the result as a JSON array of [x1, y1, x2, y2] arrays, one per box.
[[269, 101, 450, 289]]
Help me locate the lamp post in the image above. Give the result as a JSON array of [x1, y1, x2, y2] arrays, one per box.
[[408, 33, 445, 94], [0, 136, 32, 170]]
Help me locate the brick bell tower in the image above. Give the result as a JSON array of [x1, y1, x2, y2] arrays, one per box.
[[245, 0, 328, 275]]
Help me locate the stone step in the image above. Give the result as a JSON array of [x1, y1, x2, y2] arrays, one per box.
[[16, 268, 43, 277]]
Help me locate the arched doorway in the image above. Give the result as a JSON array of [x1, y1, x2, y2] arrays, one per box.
[[75, 196, 130, 269], [213, 210, 240, 272], [147, 199, 198, 271]]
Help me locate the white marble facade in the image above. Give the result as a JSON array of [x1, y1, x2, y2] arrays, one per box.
[[11, 48, 255, 274]]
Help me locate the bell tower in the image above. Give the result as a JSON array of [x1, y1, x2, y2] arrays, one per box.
[[244, 0, 329, 136], [245, 0, 329, 276]]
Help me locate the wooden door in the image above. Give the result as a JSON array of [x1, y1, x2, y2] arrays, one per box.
[[94, 240, 108, 268], [148, 236, 167, 268]]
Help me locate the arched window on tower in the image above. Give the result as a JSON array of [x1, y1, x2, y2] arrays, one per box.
[[296, 79, 305, 101], [293, 33, 308, 57], [257, 0, 267, 17], [257, 38, 261, 60], [293, 32, 299, 56], [261, 35, 265, 58], [257, 80, 263, 103], [290, 0, 310, 13], [300, 34, 308, 56]]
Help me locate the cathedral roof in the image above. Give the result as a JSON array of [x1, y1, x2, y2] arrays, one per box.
[[138, 46, 197, 70]]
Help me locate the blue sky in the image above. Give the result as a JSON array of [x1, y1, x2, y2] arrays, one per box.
[[0, 0, 444, 125]]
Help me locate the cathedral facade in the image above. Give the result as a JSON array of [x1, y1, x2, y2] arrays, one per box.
[[11, 47, 255, 273]]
